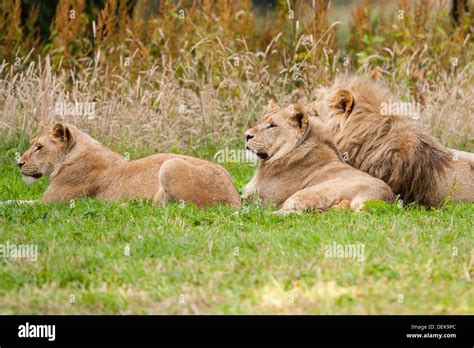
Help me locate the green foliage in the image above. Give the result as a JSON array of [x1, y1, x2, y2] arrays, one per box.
[[2, 1, 471, 83], [345, 0, 473, 83], [1, 141, 472, 314], [0, 2, 472, 313]]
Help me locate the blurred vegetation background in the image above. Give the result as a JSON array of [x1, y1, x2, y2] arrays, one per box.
[[0, 0, 473, 152], [2, 1, 472, 76]]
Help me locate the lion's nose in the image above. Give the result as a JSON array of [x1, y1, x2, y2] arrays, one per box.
[[245, 134, 254, 141], [17, 161, 25, 168]]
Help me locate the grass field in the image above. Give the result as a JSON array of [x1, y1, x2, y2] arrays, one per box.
[[1, 139, 473, 314], [0, 0, 473, 316]]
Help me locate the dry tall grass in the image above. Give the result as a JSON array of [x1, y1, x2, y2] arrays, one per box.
[[0, 0, 472, 152]]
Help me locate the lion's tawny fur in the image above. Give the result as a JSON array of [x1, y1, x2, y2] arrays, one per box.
[[18, 123, 241, 207], [244, 103, 395, 213], [309, 75, 474, 206]]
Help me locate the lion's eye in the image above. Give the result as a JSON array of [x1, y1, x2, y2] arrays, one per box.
[[267, 123, 277, 129], [35, 144, 43, 151]]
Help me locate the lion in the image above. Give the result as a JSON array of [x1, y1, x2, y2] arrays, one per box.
[[243, 102, 395, 214], [308, 75, 474, 206], [17, 123, 241, 207]]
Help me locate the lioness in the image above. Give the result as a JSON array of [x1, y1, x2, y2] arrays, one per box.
[[18, 123, 241, 207], [309, 75, 474, 206], [243, 102, 394, 214]]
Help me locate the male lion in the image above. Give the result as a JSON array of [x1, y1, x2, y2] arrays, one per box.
[[309, 75, 474, 206], [17, 123, 241, 207], [243, 102, 394, 214]]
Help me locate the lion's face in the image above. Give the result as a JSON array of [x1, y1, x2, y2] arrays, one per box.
[[244, 102, 309, 161], [18, 123, 75, 184]]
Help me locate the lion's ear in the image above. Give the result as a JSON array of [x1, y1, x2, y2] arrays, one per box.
[[287, 104, 309, 132], [329, 89, 354, 114], [51, 123, 75, 150], [266, 100, 280, 113]]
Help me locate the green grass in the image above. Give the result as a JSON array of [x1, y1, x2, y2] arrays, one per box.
[[0, 140, 473, 314]]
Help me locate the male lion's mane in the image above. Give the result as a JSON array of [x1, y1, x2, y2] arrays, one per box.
[[313, 75, 453, 206]]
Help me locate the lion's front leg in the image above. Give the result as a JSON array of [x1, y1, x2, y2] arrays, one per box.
[[41, 183, 87, 203], [41, 185, 64, 203], [242, 176, 258, 199], [277, 186, 339, 215]]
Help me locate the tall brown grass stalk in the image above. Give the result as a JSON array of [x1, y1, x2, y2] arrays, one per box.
[[0, 0, 472, 152]]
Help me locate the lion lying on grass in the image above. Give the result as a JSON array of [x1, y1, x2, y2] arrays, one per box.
[[17, 123, 240, 207], [243, 102, 394, 214], [309, 75, 474, 206]]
